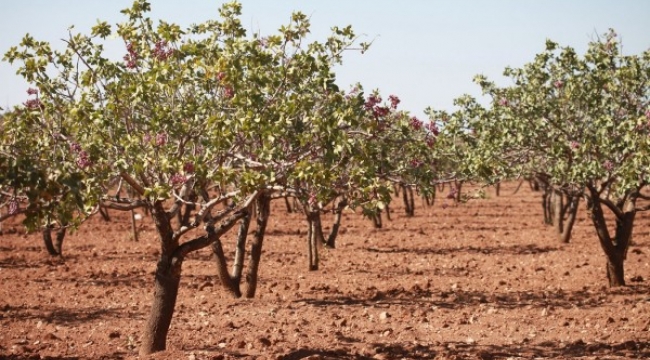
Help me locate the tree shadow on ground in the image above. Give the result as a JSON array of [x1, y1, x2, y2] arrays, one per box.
[[0, 304, 133, 325], [0, 256, 44, 269], [278, 348, 373, 360], [69, 274, 151, 289], [0, 356, 82, 360], [0, 249, 84, 269], [364, 243, 559, 257], [297, 283, 650, 311], [276, 339, 650, 359], [21, 268, 152, 290]]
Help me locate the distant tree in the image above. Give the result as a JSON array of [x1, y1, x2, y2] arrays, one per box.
[[0, 106, 99, 256]]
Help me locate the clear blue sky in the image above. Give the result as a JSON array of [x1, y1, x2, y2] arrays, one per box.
[[1, 1, 649, 116]]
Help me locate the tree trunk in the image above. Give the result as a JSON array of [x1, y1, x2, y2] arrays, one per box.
[[495, 182, 501, 196], [42, 227, 59, 256], [245, 195, 270, 298], [552, 189, 564, 240], [586, 186, 636, 287], [53, 226, 66, 256], [179, 192, 197, 227], [284, 196, 293, 213], [139, 254, 182, 355], [212, 238, 241, 298], [530, 178, 540, 191], [424, 193, 432, 207], [307, 213, 317, 271], [231, 212, 251, 286], [454, 181, 463, 203], [306, 210, 324, 271], [426, 187, 436, 207], [606, 253, 626, 287], [371, 211, 382, 228], [130, 209, 139, 242], [99, 205, 111, 221], [512, 178, 525, 194], [402, 185, 414, 217], [211, 208, 251, 298], [139, 200, 247, 355], [140, 203, 180, 355], [559, 195, 580, 244], [542, 188, 552, 225], [325, 198, 347, 248]]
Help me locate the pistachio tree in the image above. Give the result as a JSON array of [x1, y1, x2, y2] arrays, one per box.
[[360, 92, 441, 216], [4, 0, 375, 354], [425, 96, 499, 212], [439, 30, 650, 287], [0, 103, 99, 256]]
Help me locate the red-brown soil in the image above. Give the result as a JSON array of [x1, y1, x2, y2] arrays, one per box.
[[1, 182, 649, 360]]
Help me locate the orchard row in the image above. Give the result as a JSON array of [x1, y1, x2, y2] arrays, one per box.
[[1, 0, 649, 354]]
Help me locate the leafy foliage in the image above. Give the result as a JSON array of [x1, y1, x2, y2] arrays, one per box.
[[437, 30, 650, 198]]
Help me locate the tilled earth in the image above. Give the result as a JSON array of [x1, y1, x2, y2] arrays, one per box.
[[1, 182, 649, 359]]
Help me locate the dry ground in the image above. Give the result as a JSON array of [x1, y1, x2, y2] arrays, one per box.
[[1, 181, 649, 359]]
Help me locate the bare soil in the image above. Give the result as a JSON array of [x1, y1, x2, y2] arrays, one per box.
[[1, 182, 649, 360]]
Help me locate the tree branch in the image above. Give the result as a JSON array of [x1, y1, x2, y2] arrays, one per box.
[[0, 209, 27, 222], [101, 198, 148, 211], [120, 172, 145, 196], [172, 209, 248, 260], [596, 195, 625, 220], [191, 189, 242, 227]]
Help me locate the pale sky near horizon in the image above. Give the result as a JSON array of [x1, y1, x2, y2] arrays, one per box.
[[1, 1, 649, 117]]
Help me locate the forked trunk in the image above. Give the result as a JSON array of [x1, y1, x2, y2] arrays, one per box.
[[586, 186, 636, 287], [607, 203, 635, 287], [211, 209, 251, 298], [245, 195, 270, 298], [42, 223, 66, 256], [139, 200, 247, 355], [42, 227, 59, 256]]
